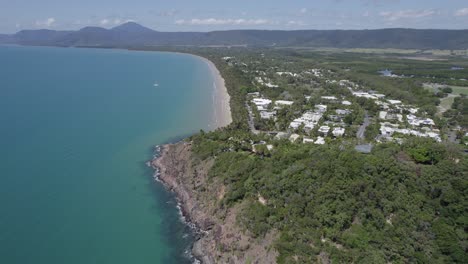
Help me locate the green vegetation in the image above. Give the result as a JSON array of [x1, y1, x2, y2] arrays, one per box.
[[191, 128, 467, 263], [444, 96, 468, 127], [145, 46, 468, 263]]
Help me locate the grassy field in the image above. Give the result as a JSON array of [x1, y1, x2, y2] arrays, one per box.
[[423, 83, 468, 95], [449, 85, 468, 95], [423, 83, 467, 113], [440, 95, 456, 111]]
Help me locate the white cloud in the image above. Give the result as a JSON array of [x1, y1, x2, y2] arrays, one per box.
[[99, 18, 133, 26], [175, 18, 272, 26], [300, 8, 308, 14], [287, 20, 307, 26], [35, 17, 56, 28], [455, 8, 468, 17], [380, 9, 436, 21]]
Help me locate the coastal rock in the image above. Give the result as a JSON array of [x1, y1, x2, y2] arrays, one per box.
[[152, 142, 278, 264]]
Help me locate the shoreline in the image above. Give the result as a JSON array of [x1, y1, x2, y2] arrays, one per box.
[[182, 53, 232, 130], [150, 54, 235, 263], [151, 143, 214, 263], [148, 53, 278, 263], [203, 57, 232, 129]]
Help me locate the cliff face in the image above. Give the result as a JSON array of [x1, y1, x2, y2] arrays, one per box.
[[152, 142, 278, 264]]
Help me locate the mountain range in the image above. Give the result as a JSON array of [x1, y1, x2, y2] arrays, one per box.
[[1, 22, 467, 50]]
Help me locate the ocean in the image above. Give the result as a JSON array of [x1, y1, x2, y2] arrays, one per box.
[[0, 45, 216, 263]]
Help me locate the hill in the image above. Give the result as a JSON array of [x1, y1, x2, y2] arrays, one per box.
[[1, 22, 467, 49]]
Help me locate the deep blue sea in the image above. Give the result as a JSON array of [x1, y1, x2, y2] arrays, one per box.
[[0, 45, 216, 263]]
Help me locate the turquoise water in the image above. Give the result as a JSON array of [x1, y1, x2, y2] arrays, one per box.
[[0, 45, 215, 263]]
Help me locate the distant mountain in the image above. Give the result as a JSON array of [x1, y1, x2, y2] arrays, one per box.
[[1, 22, 467, 50], [12, 29, 73, 45], [111, 22, 155, 34], [0, 34, 12, 43]]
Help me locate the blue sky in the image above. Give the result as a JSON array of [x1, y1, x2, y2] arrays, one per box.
[[1, 0, 468, 33]]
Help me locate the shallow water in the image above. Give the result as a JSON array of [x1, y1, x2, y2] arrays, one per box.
[[0, 45, 215, 263]]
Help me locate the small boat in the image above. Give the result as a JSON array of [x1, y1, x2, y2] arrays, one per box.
[[153, 82, 159, 87]]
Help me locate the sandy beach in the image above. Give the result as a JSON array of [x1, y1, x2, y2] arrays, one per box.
[[195, 56, 232, 129]]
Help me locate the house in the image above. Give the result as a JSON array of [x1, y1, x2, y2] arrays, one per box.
[[336, 109, 351, 115], [260, 111, 276, 120], [315, 104, 328, 113], [379, 111, 388, 120], [247, 92, 260, 97], [265, 82, 279, 88], [407, 114, 435, 127], [275, 132, 289, 140], [303, 138, 315, 144], [388, 99, 402, 105], [275, 100, 294, 106], [342, 100, 352, 106], [252, 98, 272, 107], [321, 96, 338, 101], [318, 126, 331, 135], [352, 91, 378, 100], [255, 77, 264, 84], [289, 134, 301, 143], [315, 136, 326, 145], [375, 100, 390, 110], [290, 111, 323, 131], [372, 93, 386, 99], [277, 72, 299, 77], [332, 127, 345, 137], [290, 120, 303, 130]]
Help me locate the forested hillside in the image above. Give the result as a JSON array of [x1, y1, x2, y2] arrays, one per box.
[[2, 22, 468, 50], [181, 48, 468, 263]]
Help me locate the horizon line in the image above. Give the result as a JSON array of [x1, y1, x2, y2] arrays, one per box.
[[3, 22, 468, 35]]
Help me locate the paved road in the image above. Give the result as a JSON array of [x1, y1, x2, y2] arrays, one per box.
[[357, 111, 370, 139], [246, 102, 260, 134]]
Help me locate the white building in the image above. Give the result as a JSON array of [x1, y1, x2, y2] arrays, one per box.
[[260, 111, 276, 120], [247, 92, 260, 97], [342, 100, 352, 106], [252, 98, 272, 107], [318, 126, 331, 135], [315, 136, 326, 145], [332, 127, 345, 137], [372, 93, 386, 99], [380, 123, 441, 142], [388, 100, 402, 105], [303, 138, 315, 144], [275, 132, 289, 140], [265, 82, 279, 88], [379, 111, 388, 120], [315, 104, 328, 113], [321, 96, 338, 101], [275, 100, 294, 106], [336, 109, 351, 115], [352, 91, 378, 100], [407, 114, 435, 127], [277, 72, 299, 77], [289, 134, 301, 143], [289, 111, 324, 131]]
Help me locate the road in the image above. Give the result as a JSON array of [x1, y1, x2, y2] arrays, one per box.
[[357, 111, 370, 139], [246, 102, 260, 134]]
